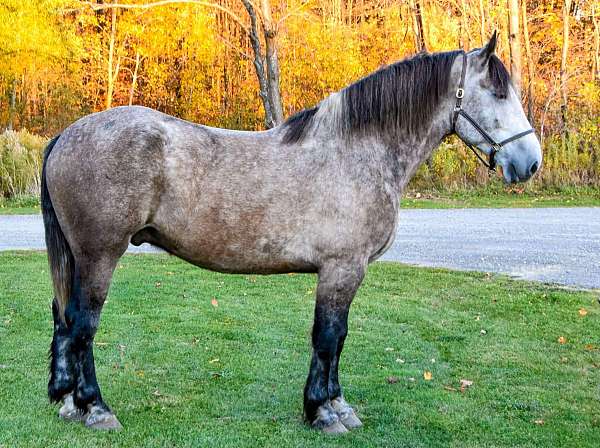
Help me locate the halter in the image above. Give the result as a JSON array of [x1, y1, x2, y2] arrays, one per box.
[[452, 51, 534, 171]]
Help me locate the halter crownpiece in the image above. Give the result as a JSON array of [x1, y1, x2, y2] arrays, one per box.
[[452, 51, 535, 171]]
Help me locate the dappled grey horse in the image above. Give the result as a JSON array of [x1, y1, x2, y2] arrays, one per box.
[[42, 34, 541, 433]]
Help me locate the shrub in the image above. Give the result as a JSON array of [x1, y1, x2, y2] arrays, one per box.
[[0, 130, 48, 198]]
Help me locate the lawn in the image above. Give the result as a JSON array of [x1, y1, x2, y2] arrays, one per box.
[[0, 252, 599, 447], [400, 187, 600, 209], [0, 196, 40, 215]]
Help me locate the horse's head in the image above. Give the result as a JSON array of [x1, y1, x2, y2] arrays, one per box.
[[453, 32, 542, 183]]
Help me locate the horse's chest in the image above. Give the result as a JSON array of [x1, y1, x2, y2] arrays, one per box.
[[367, 201, 399, 262]]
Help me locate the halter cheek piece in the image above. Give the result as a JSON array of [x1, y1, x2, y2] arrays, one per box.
[[452, 51, 534, 171]]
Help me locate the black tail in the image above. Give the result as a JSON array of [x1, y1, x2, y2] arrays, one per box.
[[41, 135, 73, 323]]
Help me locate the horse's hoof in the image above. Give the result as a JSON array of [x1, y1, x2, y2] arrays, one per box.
[[310, 402, 347, 434], [321, 421, 349, 434], [340, 410, 362, 429], [331, 396, 362, 429], [58, 394, 85, 422], [84, 406, 122, 431]]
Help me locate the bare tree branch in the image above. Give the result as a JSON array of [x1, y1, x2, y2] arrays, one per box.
[[82, 1, 249, 34], [277, 0, 313, 26]]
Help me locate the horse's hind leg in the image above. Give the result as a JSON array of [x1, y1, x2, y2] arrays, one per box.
[[72, 255, 123, 429], [50, 253, 123, 429], [49, 299, 81, 420], [304, 261, 365, 433]]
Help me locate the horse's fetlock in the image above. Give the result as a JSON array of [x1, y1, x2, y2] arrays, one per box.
[[48, 376, 74, 403]]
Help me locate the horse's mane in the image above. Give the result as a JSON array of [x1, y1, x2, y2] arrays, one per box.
[[282, 49, 511, 144]]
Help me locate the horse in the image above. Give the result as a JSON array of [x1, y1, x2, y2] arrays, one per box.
[[41, 33, 541, 434]]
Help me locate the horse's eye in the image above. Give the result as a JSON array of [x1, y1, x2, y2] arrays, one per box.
[[492, 91, 507, 100]]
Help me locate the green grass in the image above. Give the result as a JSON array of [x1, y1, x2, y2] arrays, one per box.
[[0, 252, 599, 447], [0, 196, 40, 215], [401, 187, 600, 209]]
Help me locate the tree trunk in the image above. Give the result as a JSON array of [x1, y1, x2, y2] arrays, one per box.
[[106, 3, 117, 110], [409, 0, 427, 52], [241, 0, 274, 128], [7, 78, 16, 131], [128, 50, 141, 106], [560, 0, 571, 137], [521, 0, 535, 124], [479, 0, 486, 46], [592, 4, 599, 82], [260, 0, 284, 126], [507, 0, 522, 98]]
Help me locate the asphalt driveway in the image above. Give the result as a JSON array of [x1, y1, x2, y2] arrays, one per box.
[[1, 208, 599, 289]]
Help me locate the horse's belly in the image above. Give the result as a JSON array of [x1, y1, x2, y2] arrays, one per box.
[[135, 224, 316, 274]]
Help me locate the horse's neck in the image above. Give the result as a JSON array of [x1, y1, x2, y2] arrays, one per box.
[[339, 104, 453, 194], [395, 106, 454, 190]]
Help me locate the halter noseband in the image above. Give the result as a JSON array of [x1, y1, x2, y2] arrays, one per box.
[[452, 51, 534, 171]]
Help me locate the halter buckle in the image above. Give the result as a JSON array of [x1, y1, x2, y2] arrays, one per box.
[[455, 88, 464, 99]]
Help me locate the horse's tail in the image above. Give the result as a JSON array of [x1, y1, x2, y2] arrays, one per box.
[[41, 135, 73, 323]]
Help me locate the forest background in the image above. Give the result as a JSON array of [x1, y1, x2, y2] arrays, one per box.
[[0, 0, 598, 199]]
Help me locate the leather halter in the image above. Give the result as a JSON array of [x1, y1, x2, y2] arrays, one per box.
[[452, 51, 535, 171]]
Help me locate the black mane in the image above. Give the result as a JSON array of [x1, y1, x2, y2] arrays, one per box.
[[282, 50, 462, 144]]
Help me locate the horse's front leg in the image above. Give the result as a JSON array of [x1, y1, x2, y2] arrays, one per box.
[[304, 261, 365, 433]]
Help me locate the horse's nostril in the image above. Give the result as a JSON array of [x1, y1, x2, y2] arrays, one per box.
[[529, 161, 539, 175]]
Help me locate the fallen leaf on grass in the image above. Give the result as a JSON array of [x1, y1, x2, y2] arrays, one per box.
[[558, 336, 567, 344], [460, 379, 473, 392], [211, 297, 218, 307], [578, 308, 588, 317], [423, 371, 433, 381]]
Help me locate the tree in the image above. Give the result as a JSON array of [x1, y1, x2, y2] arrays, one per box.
[[521, 0, 534, 123], [560, 0, 571, 135], [507, 0, 522, 98], [84, 0, 284, 128], [259, 0, 283, 126], [106, 1, 120, 109], [409, 0, 427, 52], [592, 3, 599, 82]]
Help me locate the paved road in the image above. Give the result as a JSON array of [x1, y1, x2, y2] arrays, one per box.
[[1, 208, 599, 289]]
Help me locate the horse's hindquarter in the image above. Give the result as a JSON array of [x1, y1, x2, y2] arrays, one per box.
[[154, 124, 399, 273]]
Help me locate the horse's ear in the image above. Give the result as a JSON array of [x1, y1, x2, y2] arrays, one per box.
[[478, 31, 497, 65]]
